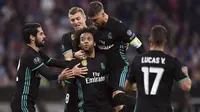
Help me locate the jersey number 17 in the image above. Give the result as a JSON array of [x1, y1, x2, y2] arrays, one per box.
[[141, 67, 164, 95]]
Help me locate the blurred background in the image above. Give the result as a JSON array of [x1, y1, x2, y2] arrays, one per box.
[[0, 0, 200, 112]]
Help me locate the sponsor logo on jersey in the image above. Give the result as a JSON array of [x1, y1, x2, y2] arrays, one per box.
[[85, 72, 105, 84]]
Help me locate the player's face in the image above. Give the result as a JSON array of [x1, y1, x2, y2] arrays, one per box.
[[89, 10, 105, 28], [79, 32, 95, 53], [69, 12, 86, 31], [35, 27, 46, 47]]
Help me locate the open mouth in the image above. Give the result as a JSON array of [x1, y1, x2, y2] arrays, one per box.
[[83, 45, 89, 49]]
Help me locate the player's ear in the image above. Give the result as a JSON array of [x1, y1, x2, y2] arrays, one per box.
[[30, 35, 35, 41], [149, 37, 153, 46]]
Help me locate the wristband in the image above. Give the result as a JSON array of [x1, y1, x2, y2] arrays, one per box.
[[57, 77, 61, 83]]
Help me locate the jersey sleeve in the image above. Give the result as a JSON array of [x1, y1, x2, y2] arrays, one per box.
[[126, 57, 138, 83], [67, 59, 81, 69], [62, 33, 73, 55], [111, 18, 142, 49], [39, 50, 70, 68], [26, 53, 44, 72], [173, 58, 188, 84]]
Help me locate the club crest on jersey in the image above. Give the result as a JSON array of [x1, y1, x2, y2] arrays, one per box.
[[33, 57, 41, 64], [127, 30, 132, 36], [101, 63, 105, 70], [71, 34, 75, 40], [108, 32, 112, 39], [81, 59, 87, 66]]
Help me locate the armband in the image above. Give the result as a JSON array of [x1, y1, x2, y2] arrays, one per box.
[[130, 37, 142, 48]]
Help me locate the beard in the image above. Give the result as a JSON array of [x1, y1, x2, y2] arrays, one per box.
[[35, 38, 45, 48], [83, 46, 93, 55], [97, 21, 106, 28], [84, 49, 91, 54]]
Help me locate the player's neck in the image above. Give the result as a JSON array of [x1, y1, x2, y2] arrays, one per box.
[[27, 44, 39, 52], [150, 46, 164, 52], [86, 48, 95, 58]]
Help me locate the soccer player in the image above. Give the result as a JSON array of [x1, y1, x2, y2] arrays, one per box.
[[65, 27, 115, 112], [61, 7, 88, 112], [125, 25, 192, 112], [62, 7, 87, 60], [10, 23, 82, 112], [87, 1, 145, 111]]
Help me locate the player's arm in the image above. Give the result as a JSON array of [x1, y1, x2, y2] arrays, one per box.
[[64, 52, 73, 61], [114, 19, 145, 54], [124, 57, 137, 91], [39, 50, 71, 68], [28, 57, 73, 81], [124, 81, 136, 91], [176, 66, 191, 91], [174, 59, 192, 91], [179, 67, 191, 91], [62, 33, 86, 60], [35, 62, 87, 81], [62, 33, 74, 60], [36, 65, 74, 81], [28, 54, 86, 81]]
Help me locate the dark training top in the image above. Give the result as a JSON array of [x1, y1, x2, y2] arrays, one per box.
[[62, 31, 76, 55], [68, 53, 114, 112], [95, 16, 144, 88], [11, 46, 69, 106], [127, 50, 188, 112]]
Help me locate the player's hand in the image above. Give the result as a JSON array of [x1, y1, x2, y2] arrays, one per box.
[[74, 50, 86, 59], [72, 63, 88, 78], [125, 43, 129, 51], [59, 68, 75, 80], [112, 90, 125, 98]]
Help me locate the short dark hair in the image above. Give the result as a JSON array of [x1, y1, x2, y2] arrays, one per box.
[[150, 25, 167, 46], [74, 26, 97, 51], [88, 1, 104, 18], [22, 23, 41, 44]]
